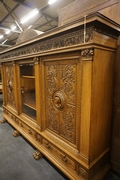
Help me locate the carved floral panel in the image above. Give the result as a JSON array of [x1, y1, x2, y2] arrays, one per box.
[[46, 65, 58, 97], [45, 60, 77, 144], [5, 64, 16, 108]]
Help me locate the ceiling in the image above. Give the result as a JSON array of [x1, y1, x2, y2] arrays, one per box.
[[0, 0, 74, 51]]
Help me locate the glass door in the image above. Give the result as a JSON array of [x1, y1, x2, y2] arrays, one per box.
[[20, 63, 36, 120]]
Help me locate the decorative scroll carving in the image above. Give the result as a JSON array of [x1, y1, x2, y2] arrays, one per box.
[[45, 62, 76, 143], [47, 100, 59, 133], [61, 106, 75, 142], [0, 27, 94, 61], [5, 65, 16, 108], [81, 48, 94, 60], [14, 118, 19, 125], [12, 60, 16, 66], [13, 130, 20, 137], [20, 122, 24, 128], [46, 65, 59, 133], [34, 57, 39, 64], [78, 166, 88, 179], [33, 150, 42, 160], [46, 65, 58, 97], [60, 64, 76, 142], [34, 132, 41, 143], [60, 64, 76, 104], [7, 80, 13, 93], [28, 128, 33, 135]]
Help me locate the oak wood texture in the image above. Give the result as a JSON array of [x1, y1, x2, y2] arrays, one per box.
[[58, 0, 119, 26], [0, 13, 119, 180]]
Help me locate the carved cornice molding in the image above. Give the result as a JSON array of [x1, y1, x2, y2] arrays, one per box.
[[0, 27, 94, 61]]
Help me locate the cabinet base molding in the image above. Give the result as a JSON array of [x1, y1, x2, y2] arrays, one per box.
[[110, 160, 120, 174], [2, 110, 111, 180]]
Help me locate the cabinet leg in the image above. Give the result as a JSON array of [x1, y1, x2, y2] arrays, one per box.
[[13, 130, 20, 137], [33, 150, 42, 160], [0, 118, 7, 123]]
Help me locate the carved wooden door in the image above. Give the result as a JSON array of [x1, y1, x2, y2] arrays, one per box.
[[3, 62, 16, 109], [43, 56, 81, 148]]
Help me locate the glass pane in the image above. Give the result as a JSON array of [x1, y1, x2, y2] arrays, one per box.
[[20, 63, 36, 120], [20, 63, 35, 76]]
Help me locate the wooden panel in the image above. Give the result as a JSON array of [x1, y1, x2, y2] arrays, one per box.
[[99, 1, 120, 25], [58, 0, 118, 26], [90, 48, 115, 163], [80, 61, 92, 158], [110, 37, 120, 173], [35, 57, 41, 127], [41, 54, 81, 150], [3, 62, 17, 110]]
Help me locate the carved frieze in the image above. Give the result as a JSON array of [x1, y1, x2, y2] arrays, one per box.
[[0, 27, 94, 61]]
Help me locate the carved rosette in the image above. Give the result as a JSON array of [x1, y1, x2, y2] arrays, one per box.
[[45, 62, 76, 143], [78, 166, 88, 180], [5, 65, 16, 108], [53, 91, 66, 111]]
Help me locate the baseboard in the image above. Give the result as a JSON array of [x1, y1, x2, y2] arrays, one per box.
[[110, 160, 120, 174], [93, 164, 111, 180]]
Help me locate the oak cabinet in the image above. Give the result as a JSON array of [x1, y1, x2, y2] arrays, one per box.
[[0, 13, 120, 180]]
